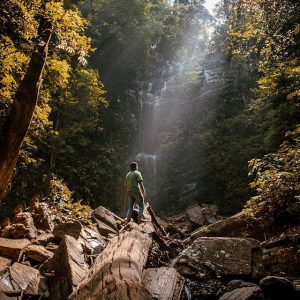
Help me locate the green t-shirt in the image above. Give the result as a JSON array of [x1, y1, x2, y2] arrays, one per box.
[[125, 171, 143, 193]]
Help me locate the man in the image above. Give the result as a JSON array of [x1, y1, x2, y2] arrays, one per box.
[[125, 162, 146, 222]]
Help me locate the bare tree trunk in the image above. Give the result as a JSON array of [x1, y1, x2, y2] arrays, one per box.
[[0, 17, 53, 200], [69, 221, 154, 300]]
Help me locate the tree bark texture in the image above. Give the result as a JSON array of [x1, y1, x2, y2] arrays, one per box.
[[0, 17, 53, 200], [69, 221, 154, 300]]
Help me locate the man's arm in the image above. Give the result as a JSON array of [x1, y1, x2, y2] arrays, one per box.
[[139, 181, 146, 198]]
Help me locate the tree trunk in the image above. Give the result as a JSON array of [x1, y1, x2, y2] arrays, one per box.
[[0, 17, 53, 200], [69, 221, 154, 300]]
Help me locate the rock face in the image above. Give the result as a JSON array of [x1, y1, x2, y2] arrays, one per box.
[[142, 267, 184, 300], [174, 237, 262, 278], [10, 262, 39, 290], [50, 235, 89, 300], [0, 238, 30, 261]]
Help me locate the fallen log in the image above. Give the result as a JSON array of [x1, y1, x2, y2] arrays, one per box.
[[69, 204, 170, 300]]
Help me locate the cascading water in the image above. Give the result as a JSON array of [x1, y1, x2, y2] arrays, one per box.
[[130, 4, 221, 215]]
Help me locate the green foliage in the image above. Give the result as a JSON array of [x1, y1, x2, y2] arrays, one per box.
[[246, 126, 300, 229], [226, 0, 300, 146], [48, 176, 94, 226]]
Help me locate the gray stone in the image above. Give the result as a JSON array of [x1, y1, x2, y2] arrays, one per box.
[[174, 237, 262, 278]]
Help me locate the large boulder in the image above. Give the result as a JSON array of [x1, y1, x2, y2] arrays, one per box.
[[50, 235, 89, 300], [92, 206, 122, 236], [259, 276, 298, 300], [186, 211, 266, 244], [174, 237, 262, 278], [0, 238, 30, 261], [142, 267, 184, 300]]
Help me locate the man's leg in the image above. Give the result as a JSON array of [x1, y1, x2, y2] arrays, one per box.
[[126, 194, 134, 221], [137, 194, 145, 220]]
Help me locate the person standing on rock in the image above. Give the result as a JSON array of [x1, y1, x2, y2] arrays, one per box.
[[125, 162, 147, 222]]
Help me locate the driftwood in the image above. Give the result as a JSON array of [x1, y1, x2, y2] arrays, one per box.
[[69, 204, 183, 300]]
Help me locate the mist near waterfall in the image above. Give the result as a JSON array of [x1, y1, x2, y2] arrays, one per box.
[[132, 2, 223, 216]]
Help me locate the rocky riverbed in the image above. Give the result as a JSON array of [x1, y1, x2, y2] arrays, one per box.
[[0, 199, 299, 299]]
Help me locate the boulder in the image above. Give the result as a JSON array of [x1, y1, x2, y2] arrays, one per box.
[[0, 238, 30, 261], [92, 206, 122, 236], [50, 235, 89, 300], [21, 245, 53, 263], [10, 212, 37, 239], [94, 219, 117, 236], [259, 276, 297, 300], [186, 204, 219, 227], [9, 262, 48, 297], [142, 267, 184, 300], [34, 232, 54, 245], [0, 258, 11, 275], [186, 211, 266, 244], [31, 202, 55, 231], [53, 221, 82, 240], [184, 278, 225, 299], [226, 280, 257, 292], [78, 226, 106, 256], [219, 286, 262, 300], [174, 237, 262, 278], [10, 262, 39, 290], [261, 226, 300, 277], [186, 204, 206, 226], [25, 274, 49, 297], [0, 270, 20, 295]]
